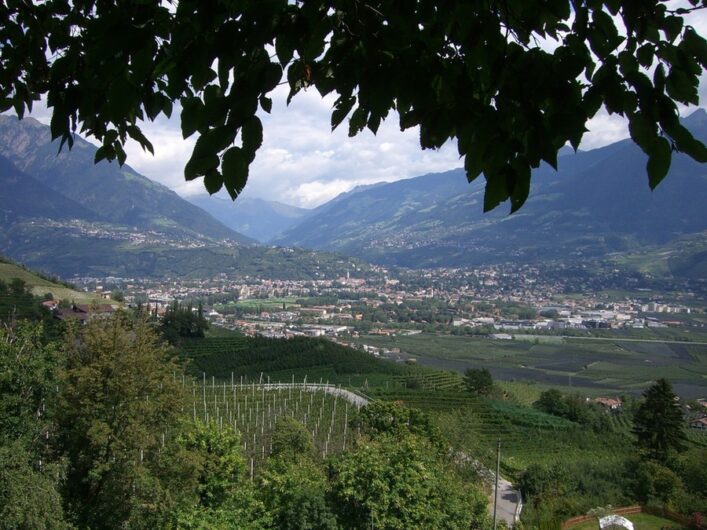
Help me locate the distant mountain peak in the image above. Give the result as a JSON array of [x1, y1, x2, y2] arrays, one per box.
[[682, 107, 707, 128]]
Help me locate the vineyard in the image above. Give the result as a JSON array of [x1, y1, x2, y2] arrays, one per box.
[[177, 336, 707, 480], [370, 387, 633, 476], [184, 375, 361, 476], [389, 371, 464, 391], [178, 336, 415, 387]]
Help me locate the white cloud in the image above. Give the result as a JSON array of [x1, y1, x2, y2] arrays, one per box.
[[581, 111, 631, 150]]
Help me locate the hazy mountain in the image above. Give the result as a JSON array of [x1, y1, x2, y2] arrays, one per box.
[[0, 117, 373, 279], [0, 153, 98, 223], [187, 195, 311, 242], [0, 115, 252, 244], [275, 110, 707, 269]]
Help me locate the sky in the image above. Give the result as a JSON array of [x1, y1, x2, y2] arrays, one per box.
[[28, 7, 707, 210]]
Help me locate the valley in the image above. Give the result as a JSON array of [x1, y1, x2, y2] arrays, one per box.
[[0, 105, 705, 530]]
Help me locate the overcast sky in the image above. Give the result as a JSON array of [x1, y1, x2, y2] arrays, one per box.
[[29, 7, 707, 209]]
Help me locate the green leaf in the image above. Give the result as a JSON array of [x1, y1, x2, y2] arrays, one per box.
[[275, 35, 294, 67], [463, 150, 484, 183], [259, 96, 272, 114], [241, 116, 263, 162], [483, 171, 510, 212], [115, 143, 127, 166], [509, 161, 531, 213], [647, 137, 672, 190], [348, 107, 367, 137], [662, 16, 683, 42], [181, 97, 204, 139], [126, 125, 154, 155], [203, 86, 227, 127], [203, 169, 223, 195], [262, 62, 283, 93], [50, 110, 69, 141], [636, 44, 654, 68], [628, 114, 656, 153], [331, 96, 355, 131], [192, 126, 236, 160], [683, 28, 707, 68], [94, 146, 107, 164], [185, 153, 219, 181], [221, 146, 248, 199], [667, 123, 707, 163], [666, 69, 699, 105]]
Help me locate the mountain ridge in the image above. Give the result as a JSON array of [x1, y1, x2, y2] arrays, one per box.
[[274, 110, 707, 269], [0, 115, 254, 244]]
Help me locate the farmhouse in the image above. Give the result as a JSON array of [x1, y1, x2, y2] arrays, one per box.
[[594, 397, 623, 411], [56, 303, 115, 324], [689, 416, 707, 430]]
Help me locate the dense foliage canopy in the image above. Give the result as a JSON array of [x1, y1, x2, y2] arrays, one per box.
[[1, 1, 706, 212]]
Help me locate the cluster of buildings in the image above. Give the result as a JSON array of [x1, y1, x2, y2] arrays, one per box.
[[67, 260, 703, 339], [35, 218, 235, 249]]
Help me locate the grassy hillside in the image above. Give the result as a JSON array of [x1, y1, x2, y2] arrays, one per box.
[[0, 259, 103, 304]]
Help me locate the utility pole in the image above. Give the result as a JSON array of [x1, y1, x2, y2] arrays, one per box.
[[493, 439, 501, 530]]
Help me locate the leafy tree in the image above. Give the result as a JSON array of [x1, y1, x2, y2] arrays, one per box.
[[632, 378, 687, 462], [270, 417, 315, 460], [0, 279, 65, 341], [0, 443, 69, 530], [463, 368, 493, 396], [171, 421, 271, 529], [519, 460, 632, 523], [353, 401, 444, 451], [0, 321, 58, 445], [56, 313, 188, 528], [112, 290, 125, 302], [1, 1, 705, 210], [0, 322, 68, 529], [631, 460, 685, 508], [260, 456, 338, 530], [329, 434, 487, 530], [535, 389, 567, 417]]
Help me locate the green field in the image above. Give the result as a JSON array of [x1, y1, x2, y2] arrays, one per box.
[[214, 297, 300, 312], [358, 333, 707, 398]]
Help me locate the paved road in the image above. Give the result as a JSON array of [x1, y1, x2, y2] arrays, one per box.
[[490, 475, 522, 527], [256, 383, 370, 408]]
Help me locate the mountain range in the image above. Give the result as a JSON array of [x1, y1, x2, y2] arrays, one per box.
[[186, 195, 310, 242], [0, 115, 251, 243], [1, 110, 705, 279], [273, 110, 707, 270], [0, 116, 367, 279]]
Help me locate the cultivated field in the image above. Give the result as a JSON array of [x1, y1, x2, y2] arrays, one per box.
[[359, 333, 707, 398]]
